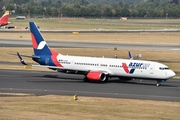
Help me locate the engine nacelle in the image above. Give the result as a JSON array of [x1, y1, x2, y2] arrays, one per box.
[[86, 71, 106, 81]]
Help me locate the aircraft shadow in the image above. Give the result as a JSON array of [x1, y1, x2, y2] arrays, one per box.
[[27, 74, 84, 83], [28, 75, 178, 87], [43, 74, 82, 81], [109, 79, 177, 87]]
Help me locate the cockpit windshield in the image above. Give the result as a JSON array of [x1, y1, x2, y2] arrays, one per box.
[[159, 67, 170, 70]]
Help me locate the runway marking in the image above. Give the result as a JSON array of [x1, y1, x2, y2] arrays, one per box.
[[0, 75, 21, 77], [0, 92, 32, 96], [171, 49, 180, 51]]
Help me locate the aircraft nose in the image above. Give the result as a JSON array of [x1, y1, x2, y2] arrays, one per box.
[[170, 70, 176, 77]]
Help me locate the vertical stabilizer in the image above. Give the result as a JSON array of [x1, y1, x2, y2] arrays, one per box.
[[29, 22, 57, 55], [0, 11, 10, 26]]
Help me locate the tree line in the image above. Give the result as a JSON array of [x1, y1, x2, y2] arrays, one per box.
[[1, 0, 180, 18]]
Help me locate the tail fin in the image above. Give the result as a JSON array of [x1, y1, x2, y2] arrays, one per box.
[[0, 11, 10, 26], [128, 51, 133, 60], [29, 22, 58, 56]]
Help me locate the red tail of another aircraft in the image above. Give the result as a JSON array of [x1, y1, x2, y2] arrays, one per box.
[[0, 11, 10, 27]]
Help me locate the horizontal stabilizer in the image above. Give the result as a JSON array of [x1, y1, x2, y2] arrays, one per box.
[[8, 53, 40, 59]]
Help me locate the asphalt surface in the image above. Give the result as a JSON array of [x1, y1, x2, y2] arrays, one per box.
[[1, 30, 180, 33], [1, 38, 180, 50], [0, 69, 179, 102], [0, 37, 180, 101]]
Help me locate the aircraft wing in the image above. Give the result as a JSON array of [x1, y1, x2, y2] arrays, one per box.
[[25, 63, 110, 75], [17, 52, 111, 75], [31, 64, 65, 69], [9, 52, 40, 59]]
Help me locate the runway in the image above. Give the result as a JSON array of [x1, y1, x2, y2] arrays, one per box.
[[0, 38, 180, 50], [0, 69, 180, 102]]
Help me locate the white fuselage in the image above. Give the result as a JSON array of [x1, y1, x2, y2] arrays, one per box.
[[55, 54, 175, 80]]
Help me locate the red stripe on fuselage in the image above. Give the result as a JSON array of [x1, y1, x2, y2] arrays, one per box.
[[50, 49, 63, 67], [31, 33, 38, 49]]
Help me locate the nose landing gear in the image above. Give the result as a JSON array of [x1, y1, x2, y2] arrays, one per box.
[[156, 80, 165, 87]]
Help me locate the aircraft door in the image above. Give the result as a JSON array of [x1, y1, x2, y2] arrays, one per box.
[[45, 58, 49, 65], [71, 60, 74, 68], [150, 66, 154, 74]]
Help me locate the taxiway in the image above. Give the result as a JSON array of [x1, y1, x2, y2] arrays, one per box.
[[0, 38, 180, 50], [0, 69, 179, 101]]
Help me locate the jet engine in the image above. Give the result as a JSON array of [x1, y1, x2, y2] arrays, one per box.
[[86, 71, 107, 81]]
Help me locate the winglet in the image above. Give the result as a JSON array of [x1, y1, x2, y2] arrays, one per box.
[[128, 51, 133, 60], [17, 52, 27, 65]]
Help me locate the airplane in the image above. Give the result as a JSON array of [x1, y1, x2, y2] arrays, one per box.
[[0, 10, 10, 27], [17, 22, 176, 87]]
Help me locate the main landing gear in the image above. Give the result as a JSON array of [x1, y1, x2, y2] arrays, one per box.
[[83, 77, 89, 82], [156, 83, 161, 87], [156, 80, 165, 87]]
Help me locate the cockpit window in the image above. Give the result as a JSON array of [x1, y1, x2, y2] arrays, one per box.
[[159, 67, 170, 70]]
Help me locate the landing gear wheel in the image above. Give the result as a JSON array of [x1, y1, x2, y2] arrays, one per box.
[[156, 83, 161, 87], [104, 77, 109, 82], [156, 80, 164, 87]]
